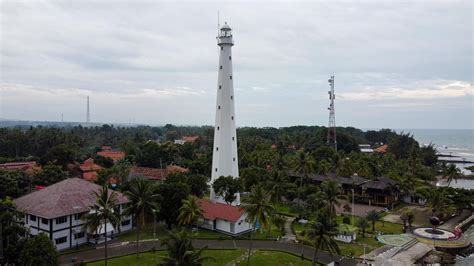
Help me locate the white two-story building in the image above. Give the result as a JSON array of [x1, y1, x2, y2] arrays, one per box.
[[13, 178, 132, 250]]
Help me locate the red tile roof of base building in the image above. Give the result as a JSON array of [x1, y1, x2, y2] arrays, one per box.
[[13, 178, 129, 219], [374, 144, 388, 153], [198, 199, 245, 223]]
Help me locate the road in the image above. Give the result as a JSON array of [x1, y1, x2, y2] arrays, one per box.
[[59, 239, 357, 265]]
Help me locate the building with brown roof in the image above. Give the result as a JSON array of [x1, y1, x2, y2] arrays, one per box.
[[13, 178, 132, 250], [96, 146, 125, 162], [0, 161, 41, 175], [129, 165, 189, 181], [197, 199, 252, 235], [79, 158, 102, 182]]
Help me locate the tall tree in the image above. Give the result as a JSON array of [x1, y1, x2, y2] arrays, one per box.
[[0, 197, 27, 264], [320, 179, 345, 222], [366, 210, 381, 232], [356, 217, 370, 237], [82, 186, 121, 266], [18, 233, 58, 266], [178, 195, 203, 228], [243, 185, 274, 266], [294, 151, 315, 201], [443, 164, 461, 185], [304, 210, 340, 265], [212, 176, 242, 205], [123, 178, 160, 260]]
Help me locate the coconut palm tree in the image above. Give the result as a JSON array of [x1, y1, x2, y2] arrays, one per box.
[[160, 229, 214, 265], [268, 171, 290, 204], [82, 186, 121, 266], [294, 151, 315, 201], [444, 164, 461, 185], [243, 184, 274, 266], [320, 179, 346, 222], [178, 195, 202, 228], [366, 210, 381, 232], [420, 188, 451, 217], [123, 178, 160, 260], [304, 210, 339, 265], [356, 217, 370, 237]]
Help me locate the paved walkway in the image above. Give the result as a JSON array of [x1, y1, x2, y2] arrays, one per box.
[[59, 239, 357, 266], [281, 216, 296, 242]]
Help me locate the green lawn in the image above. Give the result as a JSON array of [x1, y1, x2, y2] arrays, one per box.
[[236, 250, 312, 266], [87, 249, 312, 266], [292, 215, 395, 257], [119, 223, 283, 242], [274, 203, 297, 217]]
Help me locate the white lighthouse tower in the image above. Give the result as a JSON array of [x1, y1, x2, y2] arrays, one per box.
[[210, 22, 240, 205]]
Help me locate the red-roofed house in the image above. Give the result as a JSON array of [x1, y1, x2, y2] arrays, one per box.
[[97, 146, 125, 162], [374, 144, 388, 154], [197, 199, 252, 235], [14, 178, 132, 250], [79, 158, 102, 182]]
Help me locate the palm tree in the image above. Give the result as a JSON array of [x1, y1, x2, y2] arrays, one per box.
[[123, 178, 160, 260], [304, 210, 340, 265], [243, 184, 274, 266], [444, 164, 461, 185], [82, 186, 121, 266], [320, 180, 345, 222], [160, 229, 214, 265], [366, 210, 381, 232], [178, 195, 203, 228], [268, 171, 290, 204], [356, 217, 370, 237], [421, 188, 451, 216], [294, 151, 315, 201]]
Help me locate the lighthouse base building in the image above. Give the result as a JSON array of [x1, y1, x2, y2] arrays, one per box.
[[197, 22, 253, 235]]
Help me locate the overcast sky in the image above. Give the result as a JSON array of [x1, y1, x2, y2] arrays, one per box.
[[1, 0, 472, 129]]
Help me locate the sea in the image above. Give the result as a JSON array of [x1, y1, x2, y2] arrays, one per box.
[[396, 129, 474, 264]]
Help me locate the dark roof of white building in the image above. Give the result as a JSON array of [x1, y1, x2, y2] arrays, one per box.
[[13, 178, 129, 219]]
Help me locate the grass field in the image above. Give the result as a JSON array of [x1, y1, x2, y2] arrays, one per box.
[[118, 224, 283, 242], [87, 249, 312, 266], [292, 215, 399, 257]]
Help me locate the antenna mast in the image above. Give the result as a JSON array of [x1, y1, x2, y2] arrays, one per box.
[[327, 75, 337, 151], [86, 96, 90, 124]]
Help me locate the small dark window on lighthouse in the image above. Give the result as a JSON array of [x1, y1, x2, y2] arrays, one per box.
[[218, 106, 221, 110], [217, 126, 220, 130], [233, 157, 236, 161], [229, 56, 232, 60], [215, 168, 218, 172], [221, 47, 223, 50], [231, 116, 234, 120], [219, 85, 221, 89], [231, 96, 233, 100], [220, 66, 222, 69], [232, 137, 235, 141], [216, 147, 219, 151], [230, 75, 232, 80]]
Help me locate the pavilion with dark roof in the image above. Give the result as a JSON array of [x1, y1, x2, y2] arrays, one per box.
[[13, 178, 132, 250]]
